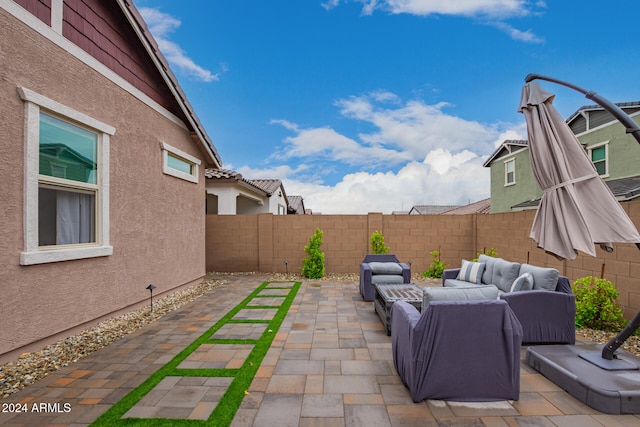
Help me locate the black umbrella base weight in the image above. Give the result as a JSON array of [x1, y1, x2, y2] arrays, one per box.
[[527, 344, 640, 414]]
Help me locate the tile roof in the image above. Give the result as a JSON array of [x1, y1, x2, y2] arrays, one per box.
[[443, 198, 491, 214], [409, 205, 460, 215], [287, 196, 305, 214], [511, 175, 640, 210], [205, 169, 288, 203]]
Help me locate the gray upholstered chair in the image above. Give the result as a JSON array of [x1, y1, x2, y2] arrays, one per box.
[[391, 299, 522, 402], [359, 254, 411, 301]]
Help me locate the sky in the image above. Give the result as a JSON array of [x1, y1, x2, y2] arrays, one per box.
[[134, 0, 640, 214]]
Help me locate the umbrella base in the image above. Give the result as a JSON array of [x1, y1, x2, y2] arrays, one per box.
[[527, 343, 640, 414], [579, 351, 639, 371]]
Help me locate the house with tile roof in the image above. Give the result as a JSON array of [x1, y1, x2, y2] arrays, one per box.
[[205, 169, 290, 214], [0, 0, 221, 362], [287, 195, 307, 214], [485, 103, 640, 213]]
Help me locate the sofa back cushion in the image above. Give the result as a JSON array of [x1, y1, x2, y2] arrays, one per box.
[[478, 255, 520, 293], [368, 262, 403, 275], [423, 286, 499, 309], [519, 264, 559, 291]]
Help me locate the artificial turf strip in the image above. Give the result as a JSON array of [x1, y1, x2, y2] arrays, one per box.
[[90, 280, 301, 427]]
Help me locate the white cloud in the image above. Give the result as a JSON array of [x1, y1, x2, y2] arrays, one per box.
[[327, 0, 544, 43], [270, 120, 413, 166], [139, 7, 220, 82], [237, 91, 524, 214], [337, 0, 530, 17], [336, 94, 498, 159], [491, 21, 544, 43], [238, 148, 490, 214]]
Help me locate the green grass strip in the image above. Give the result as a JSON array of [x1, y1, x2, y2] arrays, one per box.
[[90, 281, 300, 427]]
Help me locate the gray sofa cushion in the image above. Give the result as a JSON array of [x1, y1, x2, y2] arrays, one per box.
[[369, 262, 403, 275], [478, 255, 520, 293], [519, 264, 559, 291], [423, 286, 500, 308], [371, 274, 405, 284]]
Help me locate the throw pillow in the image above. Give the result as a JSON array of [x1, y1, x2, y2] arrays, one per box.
[[509, 272, 534, 292], [456, 260, 485, 284], [368, 262, 403, 275]]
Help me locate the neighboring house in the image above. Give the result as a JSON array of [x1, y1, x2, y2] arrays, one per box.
[[0, 1, 222, 362], [287, 195, 307, 214], [409, 205, 460, 215], [485, 103, 640, 213], [205, 169, 290, 215]]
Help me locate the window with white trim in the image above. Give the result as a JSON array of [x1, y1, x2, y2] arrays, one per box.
[[504, 158, 515, 186], [161, 142, 200, 183], [589, 142, 608, 176], [19, 87, 114, 265]]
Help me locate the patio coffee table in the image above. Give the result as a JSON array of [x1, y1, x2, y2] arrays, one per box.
[[373, 283, 423, 336]]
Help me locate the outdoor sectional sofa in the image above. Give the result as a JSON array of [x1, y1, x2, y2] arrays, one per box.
[[441, 254, 576, 344], [359, 254, 411, 301]]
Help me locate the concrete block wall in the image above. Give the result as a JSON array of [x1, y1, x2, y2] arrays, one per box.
[[205, 201, 640, 317]]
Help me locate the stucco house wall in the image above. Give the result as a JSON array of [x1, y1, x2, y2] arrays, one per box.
[[0, 2, 218, 362], [488, 146, 542, 213], [576, 113, 640, 181]]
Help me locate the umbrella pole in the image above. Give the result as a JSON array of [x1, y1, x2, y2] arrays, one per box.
[[525, 74, 640, 145]]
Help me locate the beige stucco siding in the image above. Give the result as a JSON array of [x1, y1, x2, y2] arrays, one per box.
[[0, 9, 206, 360]]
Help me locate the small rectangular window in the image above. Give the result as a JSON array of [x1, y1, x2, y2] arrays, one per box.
[[590, 145, 607, 176], [161, 142, 200, 183], [505, 159, 515, 185]]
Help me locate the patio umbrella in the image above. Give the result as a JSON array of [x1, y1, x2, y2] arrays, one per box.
[[518, 81, 640, 261]]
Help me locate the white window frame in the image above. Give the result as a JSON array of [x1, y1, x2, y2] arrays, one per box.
[[161, 142, 200, 184], [588, 141, 609, 177], [504, 158, 516, 186], [19, 87, 114, 265]]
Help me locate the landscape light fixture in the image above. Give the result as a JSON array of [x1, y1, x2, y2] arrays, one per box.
[[146, 284, 157, 313], [284, 259, 289, 274]]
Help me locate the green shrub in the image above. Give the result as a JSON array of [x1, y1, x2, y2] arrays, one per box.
[[472, 247, 497, 262], [423, 250, 446, 278], [370, 230, 390, 254], [572, 276, 627, 331], [301, 228, 325, 279]]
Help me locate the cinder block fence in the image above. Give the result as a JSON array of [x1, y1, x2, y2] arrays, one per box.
[[206, 201, 640, 318]]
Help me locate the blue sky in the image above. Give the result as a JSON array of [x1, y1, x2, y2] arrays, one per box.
[[135, 0, 640, 214]]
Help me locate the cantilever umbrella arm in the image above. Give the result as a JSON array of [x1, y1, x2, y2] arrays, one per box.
[[525, 73, 640, 362], [525, 74, 640, 145]]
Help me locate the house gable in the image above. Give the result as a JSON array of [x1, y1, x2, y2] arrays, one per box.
[[8, 0, 221, 167]]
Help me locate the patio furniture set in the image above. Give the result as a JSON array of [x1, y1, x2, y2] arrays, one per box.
[[359, 253, 576, 403]]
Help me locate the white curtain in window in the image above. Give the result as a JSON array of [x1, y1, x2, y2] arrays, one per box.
[[56, 192, 94, 244]]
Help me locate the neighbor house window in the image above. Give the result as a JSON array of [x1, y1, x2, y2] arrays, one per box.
[[161, 141, 200, 183], [19, 87, 114, 265], [589, 143, 608, 176], [504, 158, 515, 185]]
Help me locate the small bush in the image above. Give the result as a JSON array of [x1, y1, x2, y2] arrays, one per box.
[[472, 247, 497, 262], [423, 250, 446, 278], [301, 228, 325, 279], [370, 230, 390, 254], [572, 276, 627, 331]]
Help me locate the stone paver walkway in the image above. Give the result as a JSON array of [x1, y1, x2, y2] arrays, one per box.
[[1, 274, 640, 426]]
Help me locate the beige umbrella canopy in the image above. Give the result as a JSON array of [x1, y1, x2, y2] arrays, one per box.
[[518, 81, 640, 261]]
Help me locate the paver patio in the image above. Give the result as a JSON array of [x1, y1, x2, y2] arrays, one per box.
[[1, 274, 640, 426]]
